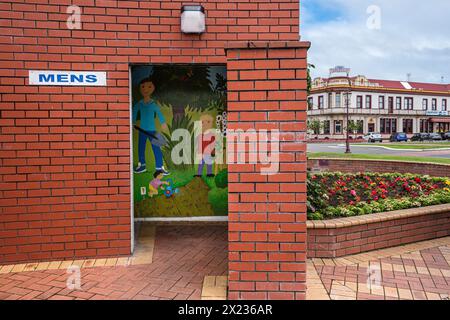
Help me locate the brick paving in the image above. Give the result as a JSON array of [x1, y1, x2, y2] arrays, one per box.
[[309, 237, 450, 300], [2, 225, 450, 300], [0, 225, 227, 300]]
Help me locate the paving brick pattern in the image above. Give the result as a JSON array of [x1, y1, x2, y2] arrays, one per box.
[[309, 237, 450, 300], [0, 225, 227, 300]]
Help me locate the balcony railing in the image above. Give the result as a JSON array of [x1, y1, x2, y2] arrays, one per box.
[[307, 107, 431, 117]]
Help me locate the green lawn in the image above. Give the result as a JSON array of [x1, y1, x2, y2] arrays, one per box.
[[308, 152, 450, 165], [354, 143, 450, 150]]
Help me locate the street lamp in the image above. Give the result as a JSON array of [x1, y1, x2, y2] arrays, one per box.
[[345, 87, 351, 154]]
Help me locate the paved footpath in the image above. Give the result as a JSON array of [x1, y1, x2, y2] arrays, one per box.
[[307, 237, 450, 300], [0, 225, 227, 300], [1, 225, 449, 300]]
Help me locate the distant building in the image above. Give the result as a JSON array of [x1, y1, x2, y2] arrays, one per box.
[[307, 69, 450, 139]]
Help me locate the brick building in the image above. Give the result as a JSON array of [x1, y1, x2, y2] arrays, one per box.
[[0, 0, 309, 300]]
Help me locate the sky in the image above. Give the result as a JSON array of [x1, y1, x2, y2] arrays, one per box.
[[301, 0, 450, 84]]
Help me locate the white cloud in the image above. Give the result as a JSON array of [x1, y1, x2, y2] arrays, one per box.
[[302, 0, 450, 83]]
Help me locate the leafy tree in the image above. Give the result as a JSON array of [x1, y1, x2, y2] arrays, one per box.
[[347, 120, 363, 138], [307, 119, 323, 138], [307, 63, 315, 94]]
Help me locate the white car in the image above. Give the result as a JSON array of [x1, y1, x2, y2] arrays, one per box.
[[364, 132, 383, 143]]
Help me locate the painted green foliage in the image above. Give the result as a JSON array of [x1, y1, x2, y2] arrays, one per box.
[[131, 65, 228, 217]]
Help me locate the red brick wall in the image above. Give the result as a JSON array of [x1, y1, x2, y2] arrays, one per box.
[[308, 159, 450, 178], [226, 41, 309, 300], [0, 0, 300, 264], [307, 207, 450, 258]]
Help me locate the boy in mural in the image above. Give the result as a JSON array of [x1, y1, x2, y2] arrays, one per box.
[[195, 114, 216, 177], [148, 170, 170, 197], [133, 77, 169, 175]]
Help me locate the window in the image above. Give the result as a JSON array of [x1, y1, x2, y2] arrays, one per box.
[[335, 93, 341, 108], [365, 95, 372, 109], [422, 98, 428, 110], [344, 93, 351, 106], [396, 97, 402, 110], [328, 93, 333, 108], [378, 96, 385, 109], [420, 119, 425, 133], [420, 119, 433, 133], [318, 96, 324, 109], [405, 97, 413, 110], [402, 118, 413, 134], [323, 120, 330, 134], [334, 120, 343, 134], [443, 99, 447, 111], [356, 96, 363, 109], [432, 98, 437, 110], [308, 97, 313, 110], [380, 118, 397, 134]]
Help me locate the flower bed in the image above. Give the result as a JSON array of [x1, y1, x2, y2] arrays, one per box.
[[307, 172, 450, 220]]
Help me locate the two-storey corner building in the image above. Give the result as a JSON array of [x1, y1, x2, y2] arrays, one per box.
[[307, 70, 450, 139]]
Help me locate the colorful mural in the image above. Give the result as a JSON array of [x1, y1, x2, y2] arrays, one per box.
[[131, 65, 228, 217]]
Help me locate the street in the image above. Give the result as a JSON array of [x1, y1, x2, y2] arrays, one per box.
[[308, 143, 450, 159]]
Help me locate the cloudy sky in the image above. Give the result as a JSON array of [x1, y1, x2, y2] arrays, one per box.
[[301, 0, 450, 83]]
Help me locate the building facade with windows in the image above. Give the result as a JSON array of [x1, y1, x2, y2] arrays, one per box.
[[307, 73, 450, 139]]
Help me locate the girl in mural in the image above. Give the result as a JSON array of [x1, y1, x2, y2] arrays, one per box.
[[195, 114, 216, 177], [133, 77, 170, 175], [148, 170, 170, 197]]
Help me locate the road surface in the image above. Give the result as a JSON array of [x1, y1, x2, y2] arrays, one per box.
[[307, 143, 450, 159]]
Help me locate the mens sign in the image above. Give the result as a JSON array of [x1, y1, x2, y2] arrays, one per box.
[[29, 70, 107, 86]]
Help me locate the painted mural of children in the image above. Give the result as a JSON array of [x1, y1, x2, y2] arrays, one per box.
[[148, 170, 169, 197], [132, 77, 170, 175], [195, 114, 216, 177]]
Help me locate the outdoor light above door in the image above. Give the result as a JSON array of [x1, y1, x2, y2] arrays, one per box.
[[181, 5, 205, 34]]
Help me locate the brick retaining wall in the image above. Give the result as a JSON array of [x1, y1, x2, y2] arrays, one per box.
[[307, 204, 450, 258], [308, 158, 450, 177]]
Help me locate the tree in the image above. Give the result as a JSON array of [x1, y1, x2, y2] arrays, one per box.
[[347, 120, 363, 139], [307, 63, 316, 94], [307, 119, 323, 139]]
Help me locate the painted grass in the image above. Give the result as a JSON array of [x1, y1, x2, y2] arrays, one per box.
[[308, 152, 450, 165]]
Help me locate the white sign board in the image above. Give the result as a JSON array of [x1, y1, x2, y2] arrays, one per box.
[[426, 111, 449, 116], [29, 70, 107, 86]]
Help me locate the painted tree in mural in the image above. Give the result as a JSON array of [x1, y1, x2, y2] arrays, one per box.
[[150, 65, 214, 118]]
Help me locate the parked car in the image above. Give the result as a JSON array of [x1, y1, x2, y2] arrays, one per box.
[[411, 133, 422, 141], [389, 132, 408, 142], [443, 131, 450, 140], [429, 133, 443, 140], [411, 133, 431, 141], [364, 132, 383, 143]]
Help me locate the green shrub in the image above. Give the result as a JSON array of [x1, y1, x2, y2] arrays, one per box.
[[214, 169, 228, 189]]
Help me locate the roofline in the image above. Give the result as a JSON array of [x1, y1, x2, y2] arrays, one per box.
[[310, 85, 450, 97]]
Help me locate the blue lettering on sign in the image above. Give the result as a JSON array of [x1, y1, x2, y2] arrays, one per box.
[[39, 74, 55, 82], [70, 74, 83, 83], [33, 72, 104, 85], [85, 74, 97, 83], [57, 74, 69, 82]]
